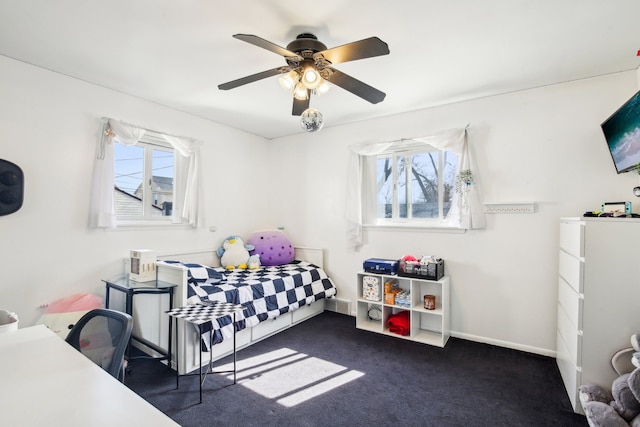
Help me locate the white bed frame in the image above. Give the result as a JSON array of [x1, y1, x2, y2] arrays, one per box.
[[130, 247, 327, 375]]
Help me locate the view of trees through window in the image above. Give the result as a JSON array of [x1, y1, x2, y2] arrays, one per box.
[[113, 142, 174, 219], [376, 150, 457, 220]]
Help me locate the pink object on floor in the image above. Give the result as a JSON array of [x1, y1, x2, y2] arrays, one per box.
[[44, 293, 103, 314]]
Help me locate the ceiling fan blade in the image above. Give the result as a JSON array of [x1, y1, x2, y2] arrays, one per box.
[[317, 37, 389, 65], [218, 67, 289, 90], [327, 68, 386, 104], [233, 34, 303, 62], [292, 92, 310, 116]]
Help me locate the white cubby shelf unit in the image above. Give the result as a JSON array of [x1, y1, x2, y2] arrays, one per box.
[[355, 271, 450, 347]]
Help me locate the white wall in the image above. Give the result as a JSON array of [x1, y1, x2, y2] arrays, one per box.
[[267, 71, 640, 355], [3, 53, 639, 357], [0, 56, 269, 326]]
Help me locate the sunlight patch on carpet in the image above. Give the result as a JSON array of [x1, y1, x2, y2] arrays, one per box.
[[216, 347, 364, 407]]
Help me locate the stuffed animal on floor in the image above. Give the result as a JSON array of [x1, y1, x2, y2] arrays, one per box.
[[579, 334, 640, 426], [217, 235, 254, 270], [37, 293, 104, 339]]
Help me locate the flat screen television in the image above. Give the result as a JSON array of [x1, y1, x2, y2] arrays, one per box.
[[601, 90, 640, 174]]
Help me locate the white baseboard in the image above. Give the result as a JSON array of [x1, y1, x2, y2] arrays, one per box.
[[339, 312, 556, 357], [450, 330, 556, 358]]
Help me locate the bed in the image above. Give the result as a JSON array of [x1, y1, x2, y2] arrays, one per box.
[[131, 247, 336, 375]]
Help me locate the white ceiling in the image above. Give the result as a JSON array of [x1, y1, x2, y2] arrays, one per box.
[[1, 1, 639, 139]]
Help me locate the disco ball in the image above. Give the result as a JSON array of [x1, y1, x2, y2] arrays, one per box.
[[300, 108, 324, 132]]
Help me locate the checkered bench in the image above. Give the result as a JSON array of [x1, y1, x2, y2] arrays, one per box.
[[167, 301, 244, 403]]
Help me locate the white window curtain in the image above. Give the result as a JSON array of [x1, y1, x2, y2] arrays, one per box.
[[345, 126, 485, 250], [89, 118, 203, 228]]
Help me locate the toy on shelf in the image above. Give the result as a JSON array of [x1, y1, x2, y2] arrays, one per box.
[[398, 254, 444, 280]]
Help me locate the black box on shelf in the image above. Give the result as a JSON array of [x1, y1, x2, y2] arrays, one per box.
[[363, 258, 398, 275], [398, 259, 444, 280]]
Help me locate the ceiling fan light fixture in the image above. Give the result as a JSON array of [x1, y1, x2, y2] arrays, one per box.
[[278, 70, 299, 93], [314, 80, 331, 96], [219, 32, 390, 132], [301, 67, 321, 90], [293, 82, 309, 100]]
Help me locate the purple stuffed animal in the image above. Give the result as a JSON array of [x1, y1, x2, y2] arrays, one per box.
[[247, 230, 295, 266]]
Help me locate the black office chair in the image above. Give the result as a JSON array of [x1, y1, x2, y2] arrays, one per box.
[[65, 308, 133, 381]]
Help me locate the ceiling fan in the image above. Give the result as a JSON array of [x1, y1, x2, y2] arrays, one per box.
[[218, 33, 390, 116]]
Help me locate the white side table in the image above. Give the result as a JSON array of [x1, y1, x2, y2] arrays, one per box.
[[167, 301, 244, 403]]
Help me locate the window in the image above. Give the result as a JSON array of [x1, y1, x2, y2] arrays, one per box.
[[90, 118, 201, 229], [369, 147, 458, 225], [113, 136, 175, 221], [346, 128, 482, 249]]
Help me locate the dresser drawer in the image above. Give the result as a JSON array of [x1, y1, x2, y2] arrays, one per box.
[[559, 220, 584, 258], [556, 330, 581, 412], [557, 303, 581, 365], [558, 250, 583, 294], [558, 277, 582, 331]]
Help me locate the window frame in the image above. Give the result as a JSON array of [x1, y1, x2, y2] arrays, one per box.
[[365, 145, 458, 228], [113, 135, 177, 227]]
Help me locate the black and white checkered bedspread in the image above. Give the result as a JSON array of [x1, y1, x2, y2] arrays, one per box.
[[159, 260, 337, 350]]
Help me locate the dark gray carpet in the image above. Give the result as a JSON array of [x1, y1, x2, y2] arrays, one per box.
[[126, 311, 587, 427]]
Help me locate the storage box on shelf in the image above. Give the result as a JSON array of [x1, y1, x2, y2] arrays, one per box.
[[356, 271, 450, 347], [398, 259, 444, 280]]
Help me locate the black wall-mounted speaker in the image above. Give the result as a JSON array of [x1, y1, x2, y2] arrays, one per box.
[[0, 159, 24, 216]]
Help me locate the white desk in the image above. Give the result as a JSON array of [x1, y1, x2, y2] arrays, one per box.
[[0, 325, 178, 426]]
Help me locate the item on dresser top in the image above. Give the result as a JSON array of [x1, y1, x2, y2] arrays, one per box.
[[158, 260, 337, 351], [601, 201, 632, 215], [387, 310, 410, 336], [363, 258, 398, 275]]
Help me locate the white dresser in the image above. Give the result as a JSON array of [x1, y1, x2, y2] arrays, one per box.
[[557, 217, 640, 414]]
